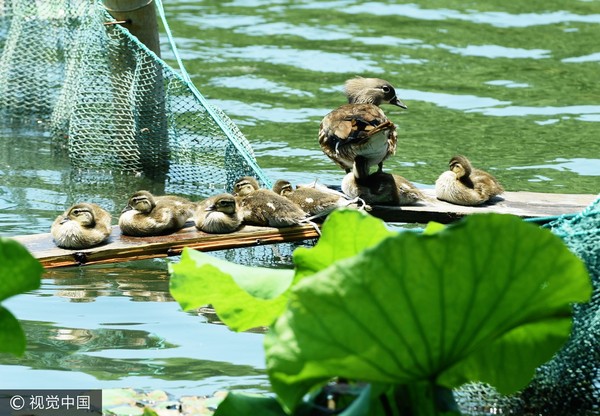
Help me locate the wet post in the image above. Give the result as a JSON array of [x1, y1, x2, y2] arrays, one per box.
[[102, 0, 161, 57]]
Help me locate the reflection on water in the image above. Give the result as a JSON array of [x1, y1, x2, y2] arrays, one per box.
[[1, 0, 599, 399], [0, 246, 301, 395]]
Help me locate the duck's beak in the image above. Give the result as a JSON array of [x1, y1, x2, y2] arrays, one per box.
[[390, 96, 407, 109], [59, 216, 70, 224], [121, 205, 133, 214], [205, 204, 215, 212]]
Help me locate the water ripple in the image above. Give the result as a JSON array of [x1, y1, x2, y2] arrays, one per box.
[[306, 2, 600, 28], [177, 13, 266, 29], [239, 22, 354, 41], [485, 80, 530, 89], [396, 89, 510, 111], [209, 75, 314, 97], [210, 99, 328, 124], [467, 105, 600, 118], [211, 45, 383, 73], [438, 43, 551, 59], [562, 52, 600, 63], [508, 158, 600, 176]]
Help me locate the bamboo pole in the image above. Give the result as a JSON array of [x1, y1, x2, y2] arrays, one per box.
[[103, 0, 161, 57]]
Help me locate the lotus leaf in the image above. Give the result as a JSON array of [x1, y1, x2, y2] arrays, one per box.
[[265, 213, 591, 410], [0, 238, 43, 355], [169, 248, 294, 331]]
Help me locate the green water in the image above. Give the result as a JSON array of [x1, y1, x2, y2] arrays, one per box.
[[164, 0, 600, 193], [1, 0, 599, 400]]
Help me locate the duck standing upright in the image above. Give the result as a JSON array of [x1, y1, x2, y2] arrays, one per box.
[[51, 203, 112, 249], [194, 193, 242, 234], [119, 190, 195, 236], [233, 176, 308, 227], [319, 77, 407, 174], [435, 155, 504, 206]]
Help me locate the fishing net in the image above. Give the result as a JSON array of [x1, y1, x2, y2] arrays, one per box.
[[456, 194, 600, 416], [0, 0, 270, 196]]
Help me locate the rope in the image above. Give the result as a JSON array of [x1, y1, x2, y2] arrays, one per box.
[[153, 0, 273, 188]]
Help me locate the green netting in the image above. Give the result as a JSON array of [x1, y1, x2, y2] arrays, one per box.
[[0, 0, 270, 195], [456, 194, 600, 415]]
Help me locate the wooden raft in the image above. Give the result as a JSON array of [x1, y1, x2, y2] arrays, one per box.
[[12, 223, 320, 269], [371, 189, 597, 224], [9, 190, 597, 269]]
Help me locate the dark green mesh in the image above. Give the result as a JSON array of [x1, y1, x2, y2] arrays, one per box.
[[0, 0, 270, 194]]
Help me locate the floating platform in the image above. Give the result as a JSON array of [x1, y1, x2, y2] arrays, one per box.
[[10, 190, 597, 269], [371, 189, 596, 224]]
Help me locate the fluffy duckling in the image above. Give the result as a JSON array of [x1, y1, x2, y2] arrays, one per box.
[[272, 179, 365, 217], [194, 193, 242, 234], [319, 77, 407, 173], [233, 176, 308, 227], [51, 203, 112, 249], [342, 156, 423, 206], [119, 190, 194, 236], [435, 155, 504, 206]]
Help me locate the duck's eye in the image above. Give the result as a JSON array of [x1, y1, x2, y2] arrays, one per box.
[[381, 85, 391, 93]]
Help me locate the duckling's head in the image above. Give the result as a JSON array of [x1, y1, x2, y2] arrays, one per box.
[[207, 194, 237, 215], [449, 155, 473, 179], [344, 77, 407, 109], [64, 203, 96, 227], [272, 180, 294, 196], [367, 172, 397, 196], [233, 176, 260, 197], [125, 190, 156, 214]]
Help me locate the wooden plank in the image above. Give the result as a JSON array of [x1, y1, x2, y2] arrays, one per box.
[[11, 222, 320, 269], [370, 190, 597, 224], [9, 191, 597, 269]]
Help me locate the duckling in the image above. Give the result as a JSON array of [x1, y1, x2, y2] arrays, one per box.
[[435, 155, 504, 206], [233, 176, 308, 227], [51, 203, 112, 249], [272, 179, 365, 217], [194, 193, 242, 234], [319, 77, 407, 173], [119, 190, 194, 236], [342, 156, 423, 206]]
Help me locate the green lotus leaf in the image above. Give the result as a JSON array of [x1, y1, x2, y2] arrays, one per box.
[[0, 238, 43, 302], [265, 214, 591, 410], [169, 248, 294, 331], [0, 238, 43, 356], [293, 209, 394, 280], [0, 306, 26, 355]]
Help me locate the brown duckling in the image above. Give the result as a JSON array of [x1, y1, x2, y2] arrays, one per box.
[[342, 156, 423, 206], [51, 203, 112, 249], [194, 193, 242, 234], [272, 179, 365, 217], [435, 155, 504, 206], [233, 176, 308, 227], [119, 190, 194, 236], [319, 77, 407, 173]]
